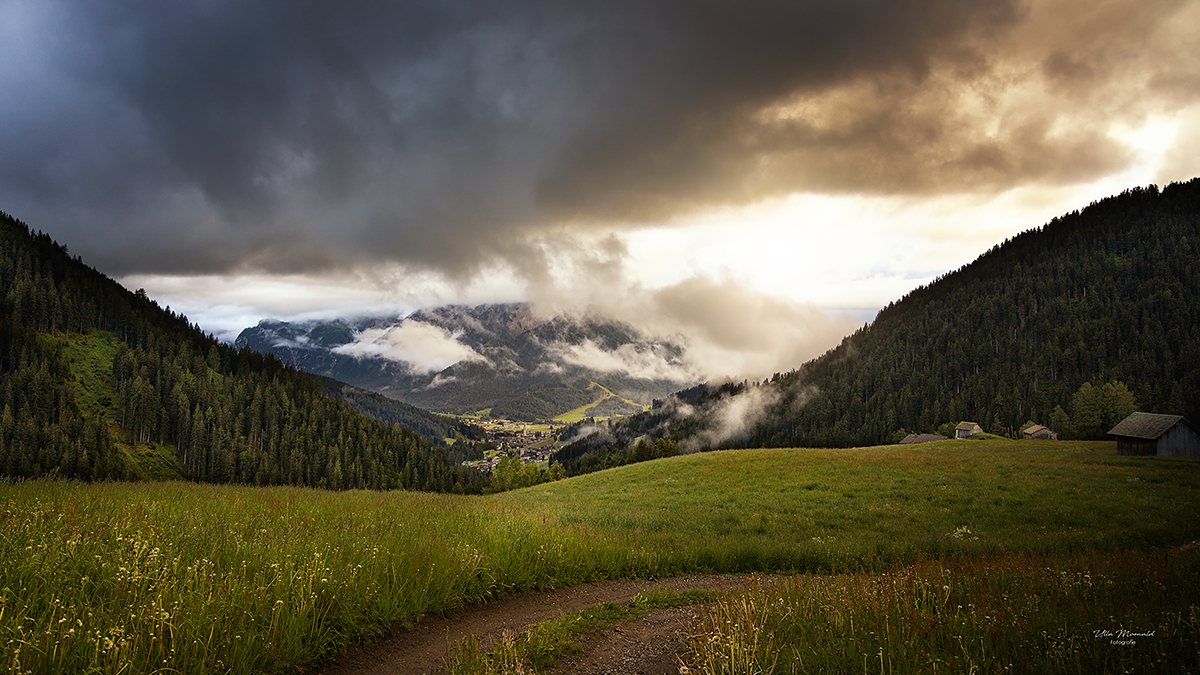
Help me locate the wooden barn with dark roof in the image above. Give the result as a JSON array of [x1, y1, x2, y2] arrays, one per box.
[[1108, 412, 1200, 456]]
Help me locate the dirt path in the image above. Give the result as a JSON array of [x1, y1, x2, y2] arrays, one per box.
[[544, 603, 709, 675], [307, 575, 754, 675]]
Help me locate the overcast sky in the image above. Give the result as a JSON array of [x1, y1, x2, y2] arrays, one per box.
[[3, 0, 1198, 378]]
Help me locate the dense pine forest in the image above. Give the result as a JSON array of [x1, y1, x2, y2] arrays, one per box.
[[0, 211, 488, 492], [559, 179, 1200, 472], [314, 375, 489, 447], [759, 180, 1200, 446]]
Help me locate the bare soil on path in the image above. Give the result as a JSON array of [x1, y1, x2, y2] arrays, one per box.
[[307, 574, 755, 675]]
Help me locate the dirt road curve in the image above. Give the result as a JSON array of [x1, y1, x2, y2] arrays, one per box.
[[307, 575, 754, 675]]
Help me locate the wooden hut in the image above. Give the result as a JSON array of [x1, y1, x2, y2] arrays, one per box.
[[1108, 412, 1200, 456], [955, 422, 982, 439], [1022, 424, 1059, 440]]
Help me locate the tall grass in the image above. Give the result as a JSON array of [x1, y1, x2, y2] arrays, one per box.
[[0, 480, 656, 675], [686, 549, 1200, 674], [2, 440, 1197, 674]]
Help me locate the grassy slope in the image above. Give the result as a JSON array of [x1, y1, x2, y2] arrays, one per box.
[[2, 439, 1198, 674], [502, 439, 1199, 568], [54, 331, 119, 420], [55, 330, 187, 480], [552, 382, 610, 423], [553, 382, 647, 423]]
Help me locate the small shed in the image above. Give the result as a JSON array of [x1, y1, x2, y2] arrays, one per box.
[[900, 433, 947, 444], [955, 422, 982, 439], [1022, 424, 1059, 440], [1108, 412, 1200, 457]]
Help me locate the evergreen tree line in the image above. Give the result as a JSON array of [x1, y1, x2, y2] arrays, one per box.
[[1, 211, 487, 493], [313, 375, 489, 451], [901, 379, 1139, 442], [554, 415, 685, 476], [557, 180, 1200, 469]]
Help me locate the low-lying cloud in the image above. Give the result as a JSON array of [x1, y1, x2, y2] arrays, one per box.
[[333, 321, 488, 374], [679, 386, 781, 453], [533, 274, 859, 381], [546, 340, 699, 383]]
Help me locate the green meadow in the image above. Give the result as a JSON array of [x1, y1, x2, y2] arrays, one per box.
[[500, 441, 1198, 568], [2, 439, 1198, 674]]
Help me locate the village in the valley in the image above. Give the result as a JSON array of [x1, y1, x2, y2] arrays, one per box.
[[457, 417, 564, 473], [456, 386, 649, 473]]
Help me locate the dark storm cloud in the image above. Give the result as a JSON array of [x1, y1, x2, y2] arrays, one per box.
[[0, 0, 1193, 277]]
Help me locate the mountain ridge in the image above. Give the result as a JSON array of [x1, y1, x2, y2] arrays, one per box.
[[235, 303, 699, 420]]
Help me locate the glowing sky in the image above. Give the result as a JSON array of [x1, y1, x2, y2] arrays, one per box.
[[2, 0, 1198, 378]]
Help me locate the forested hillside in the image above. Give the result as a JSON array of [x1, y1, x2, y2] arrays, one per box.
[[559, 179, 1200, 471], [319, 372, 492, 456], [0, 211, 487, 493]]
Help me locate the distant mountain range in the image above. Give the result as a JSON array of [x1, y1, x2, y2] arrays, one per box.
[[235, 304, 700, 421], [557, 179, 1200, 473]]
